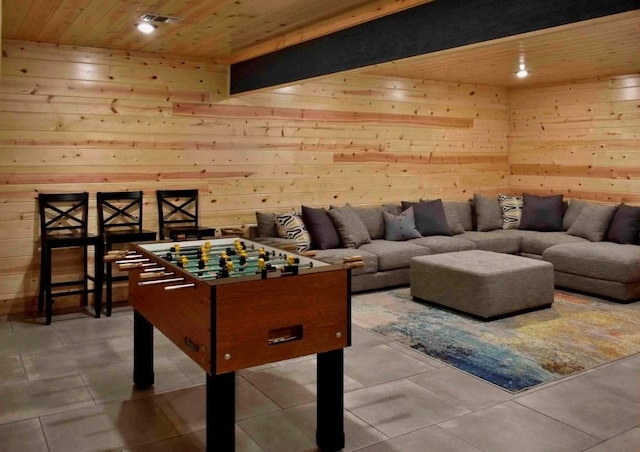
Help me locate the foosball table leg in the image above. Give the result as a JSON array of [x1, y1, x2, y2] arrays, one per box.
[[316, 348, 345, 451], [133, 311, 154, 389], [207, 371, 235, 451]]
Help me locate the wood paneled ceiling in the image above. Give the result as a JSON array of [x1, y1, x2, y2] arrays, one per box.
[[2, 0, 639, 88]]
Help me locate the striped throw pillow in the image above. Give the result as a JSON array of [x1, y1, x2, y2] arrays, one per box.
[[498, 194, 523, 229], [275, 212, 311, 252]]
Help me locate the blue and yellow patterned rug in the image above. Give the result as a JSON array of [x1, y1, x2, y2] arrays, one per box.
[[352, 288, 640, 392]]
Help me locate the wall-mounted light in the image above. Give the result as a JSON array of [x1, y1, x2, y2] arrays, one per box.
[[136, 22, 157, 34], [516, 63, 529, 78]]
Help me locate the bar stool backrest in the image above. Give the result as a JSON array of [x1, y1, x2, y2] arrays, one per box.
[[156, 189, 199, 231], [39, 192, 90, 238], [97, 191, 145, 235]]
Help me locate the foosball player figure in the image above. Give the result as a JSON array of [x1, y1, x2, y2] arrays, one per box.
[[238, 250, 248, 269], [178, 255, 188, 268], [258, 247, 271, 261], [198, 253, 209, 269], [282, 254, 301, 276], [218, 252, 228, 268]]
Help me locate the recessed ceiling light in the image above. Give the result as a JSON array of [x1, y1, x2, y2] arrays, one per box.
[[136, 22, 157, 34]]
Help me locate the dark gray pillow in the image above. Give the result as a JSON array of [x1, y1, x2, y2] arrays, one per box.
[[256, 211, 278, 237], [473, 194, 502, 231], [327, 205, 371, 248], [567, 203, 617, 242], [605, 204, 640, 244], [519, 193, 564, 232], [383, 208, 422, 241], [413, 200, 452, 236], [301, 206, 341, 250]]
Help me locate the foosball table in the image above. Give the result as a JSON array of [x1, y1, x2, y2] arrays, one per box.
[[112, 238, 359, 451]]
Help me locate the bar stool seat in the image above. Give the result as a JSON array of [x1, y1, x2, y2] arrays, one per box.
[[38, 192, 103, 325], [156, 189, 216, 241], [98, 191, 156, 316]]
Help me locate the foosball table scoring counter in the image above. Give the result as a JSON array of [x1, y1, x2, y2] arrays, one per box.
[[111, 238, 363, 451]]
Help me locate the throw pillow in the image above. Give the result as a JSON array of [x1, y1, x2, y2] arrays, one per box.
[[473, 194, 503, 232], [519, 193, 564, 232], [562, 199, 591, 231], [301, 205, 341, 250], [327, 205, 371, 248], [383, 208, 422, 241], [498, 194, 523, 229], [567, 203, 618, 242], [274, 212, 312, 252], [350, 205, 385, 240], [441, 201, 466, 234], [255, 211, 278, 237], [605, 204, 640, 244], [413, 199, 452, 236]]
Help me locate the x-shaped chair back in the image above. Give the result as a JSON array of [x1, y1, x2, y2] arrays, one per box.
[[39, 192, 89, 237], [156, 189, 199, 230], [97, 191, 144, 235]]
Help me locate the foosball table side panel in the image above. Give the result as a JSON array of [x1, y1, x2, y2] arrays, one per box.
[[214, 269, 351, 374], [128, 268, 213, 374]]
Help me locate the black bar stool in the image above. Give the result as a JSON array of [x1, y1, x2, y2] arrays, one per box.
[[38, 192, 103, 325], [97, 191, 157, 316], [156, 189, 216, 241]]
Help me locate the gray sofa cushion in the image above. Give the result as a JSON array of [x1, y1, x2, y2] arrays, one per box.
[[351, 206, 386, 240], [256, 211, 278, 237], [543, 242, 640, 283], [567, 203, 617, 242], [458, 231, 521, 254], [520, 232, 589, 256], [473, 194, 502, 231], [312, 247, 379, 276], [383, 208, 422, 240], [409, 235, 476, 254], [358, 239, 431, 271], [301, 205, 341, 250], [606, 204, 640, 245], [563, 199, 592, 230], [442, 201, 467, 234], [328, 205, 371, 248]]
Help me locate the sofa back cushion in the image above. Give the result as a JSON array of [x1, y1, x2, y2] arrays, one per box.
[[566, 203, 617, 242], [351, 206, 386, 240], [328, 205, 371, 248], [383, 208, 422, 241], [473, 194, 503, 231], [519, 193, 564, 232], [605, 204, 640, 245], [302, 206, 341, 250]]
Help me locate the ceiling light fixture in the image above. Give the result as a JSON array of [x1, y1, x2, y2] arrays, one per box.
[[516, 63, 529, 78], [136, 22, 157, 34]]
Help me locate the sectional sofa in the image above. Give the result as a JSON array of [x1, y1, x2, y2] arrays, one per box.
[[251, 193, 640, 302]]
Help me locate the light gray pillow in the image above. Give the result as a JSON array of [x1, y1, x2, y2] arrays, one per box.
[[383, 208, 422, 241], [328, 205, 371, 248], [256, 211, 278, 237], [441, 201, 465, 234], [473, 194, 502, 232], [445, 201, 472, 231], [562, 199, 591, 231], [567, 204, 618, 241], [350, 206, 385, 240]]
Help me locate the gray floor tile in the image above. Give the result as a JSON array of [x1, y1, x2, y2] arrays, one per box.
[[355, 424, 482, 452], [54, 315, 133, 345], [578, 360, 640, 403], [584, 427, 640, 452], [41, 396, 179, 452], [153, 384, 206, 435], [516, 377, 640, 439], [344, 343, 437, 386], [345, 378, 469, 437], [409, 366, 513, 410], [0, 374, 94, 424], [440, 401, 601, 452], [0, 418, 48, 452], [242, 358, 318, 408], [0, 327, 64, 357], [0, 354, 26, 384]]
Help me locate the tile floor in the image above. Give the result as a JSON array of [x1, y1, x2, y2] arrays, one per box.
[[0, 296, 638, 452]]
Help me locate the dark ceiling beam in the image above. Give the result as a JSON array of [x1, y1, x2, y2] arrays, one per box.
[[230, 0, 639, 94]]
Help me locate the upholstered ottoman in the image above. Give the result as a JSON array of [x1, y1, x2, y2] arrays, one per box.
[[410, 250, 554, 319]]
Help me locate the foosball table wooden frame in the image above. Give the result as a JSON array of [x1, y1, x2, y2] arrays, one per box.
[[116, 238, 358, 451]]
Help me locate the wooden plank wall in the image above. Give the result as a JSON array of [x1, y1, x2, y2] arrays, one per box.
[[0, 40, 508, 314], [15, 38, 640, 315], [509, 75, 640, 204]]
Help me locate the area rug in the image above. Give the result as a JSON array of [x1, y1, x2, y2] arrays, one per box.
[[351, 288, 640, 392]]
